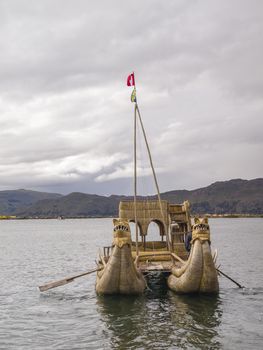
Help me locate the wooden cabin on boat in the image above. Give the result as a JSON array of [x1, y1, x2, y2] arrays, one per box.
[[101, 199, 191, 274]]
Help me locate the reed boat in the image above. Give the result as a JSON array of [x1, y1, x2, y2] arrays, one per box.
[[96, 200, 219, 295], [38, 75, 246, 295], [96, 72, 219, 295]]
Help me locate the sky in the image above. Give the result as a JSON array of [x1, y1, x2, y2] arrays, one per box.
[[0, 0, 262, 196]]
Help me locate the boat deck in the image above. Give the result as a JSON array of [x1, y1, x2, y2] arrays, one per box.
[[139, 261, 175, 273], [101, 245, 186, 275], [137, 251, 184, 273]]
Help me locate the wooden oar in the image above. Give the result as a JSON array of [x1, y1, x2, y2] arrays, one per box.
[[216, 268, 244, 289], [39, 267, 101, 292]]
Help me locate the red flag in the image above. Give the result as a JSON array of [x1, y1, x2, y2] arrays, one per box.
[[127, 73, 135, 86]]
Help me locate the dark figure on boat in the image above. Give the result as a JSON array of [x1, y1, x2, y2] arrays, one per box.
[[184, 231, 192, 252]]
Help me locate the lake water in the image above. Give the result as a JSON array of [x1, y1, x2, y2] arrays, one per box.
[[0, 218, 263, 349]]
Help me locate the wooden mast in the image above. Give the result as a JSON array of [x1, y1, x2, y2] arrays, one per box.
[[133, 73, 139, 258], [131, 72, 171, 256], [135, 104, 172, 252], [134, 102, 139, 258]]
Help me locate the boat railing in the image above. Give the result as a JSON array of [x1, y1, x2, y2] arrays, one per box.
[[135, 251, 185, 264], [171, 231, 185, 244]]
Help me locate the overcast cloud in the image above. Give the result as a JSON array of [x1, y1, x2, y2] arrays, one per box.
[[0, 0, 262, 195]]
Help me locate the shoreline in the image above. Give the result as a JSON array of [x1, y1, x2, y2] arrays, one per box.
[[0, 214, 263, 220], [204, 214, 263, 218]]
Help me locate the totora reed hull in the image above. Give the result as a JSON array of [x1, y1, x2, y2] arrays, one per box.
[[168, 218, 219, 294], [96, 219, 146, 295]]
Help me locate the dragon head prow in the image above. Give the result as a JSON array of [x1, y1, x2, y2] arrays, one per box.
[[192, 217, 210, 243], [112, 218, 132, 248]]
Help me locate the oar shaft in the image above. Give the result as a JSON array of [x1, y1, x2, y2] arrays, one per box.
[[39, 267, 100, 292], [216, 268, 244, 288]]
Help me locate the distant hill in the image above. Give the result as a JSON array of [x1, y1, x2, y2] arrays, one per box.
[[0, 189, 62, 215], [1, 178, 262, 218], [16, 192, 122, 218], [159, 178, 263, 215], [15, 192, 145, 218]]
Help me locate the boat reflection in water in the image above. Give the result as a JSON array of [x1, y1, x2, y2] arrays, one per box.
[[96, 282, 222, 349]]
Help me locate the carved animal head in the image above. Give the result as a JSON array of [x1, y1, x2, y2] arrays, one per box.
[[112, 218, 132, 247], [192, 217, 210, 243]]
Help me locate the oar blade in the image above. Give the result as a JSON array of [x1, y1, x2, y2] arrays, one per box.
[[38, 267, 100, 292], [39, 277, 74, 292]]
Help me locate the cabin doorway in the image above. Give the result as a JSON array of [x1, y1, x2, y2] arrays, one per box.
[[147, 220, 165, 241]]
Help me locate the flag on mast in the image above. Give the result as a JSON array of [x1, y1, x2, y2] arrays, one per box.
[[127, 72, 136, 103], [127, 73, 135, 86], [131, 88, 136, 103]]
